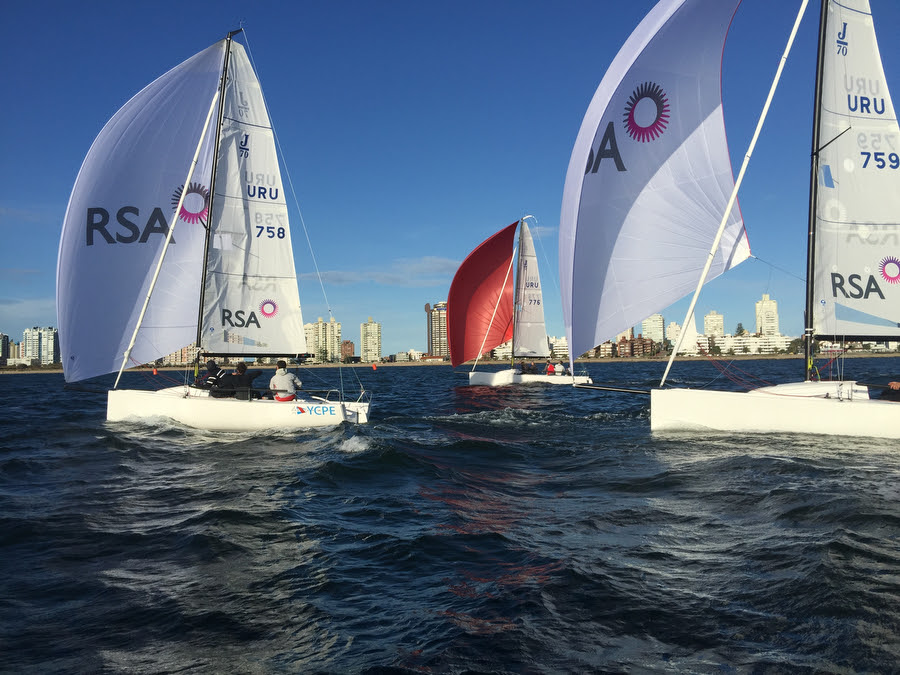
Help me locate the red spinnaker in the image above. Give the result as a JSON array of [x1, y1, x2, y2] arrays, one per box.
[[447, 222, 517, 367]]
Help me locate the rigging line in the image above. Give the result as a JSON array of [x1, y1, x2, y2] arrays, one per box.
[[660, 0, 810, 388], [244, 29, 363, 394], [748, 254, 806, 284], [243, 29, 333, 315], [472, 242, 517, 372], [575, 383, 650, 396], [527, 215, 563, 316], [114, 90, 222, 390]]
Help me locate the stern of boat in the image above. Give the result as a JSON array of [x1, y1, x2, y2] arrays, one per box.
[[343, 391, 372, 424], [311, 389, 372, 424]]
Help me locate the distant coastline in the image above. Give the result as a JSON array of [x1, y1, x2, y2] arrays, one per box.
[[3, 351, 897, 376]]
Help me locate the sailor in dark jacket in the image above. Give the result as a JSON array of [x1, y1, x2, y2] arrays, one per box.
[[229, 361, 263, 400], [195, 360, 227, 389]]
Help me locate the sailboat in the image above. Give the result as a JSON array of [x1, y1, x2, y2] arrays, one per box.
[[560, 0, 900, 439], [448, 217, 592, 386], [56, 30, 371, 430]]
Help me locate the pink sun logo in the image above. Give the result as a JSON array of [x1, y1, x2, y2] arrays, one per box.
[[623, 82, 670, 142], [880, 256, 900, 284], [171, 182, 210, 225], [260, 299, 278, 318]]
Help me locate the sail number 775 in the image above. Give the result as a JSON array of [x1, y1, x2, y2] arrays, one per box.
[[860, 152, 900, 169]]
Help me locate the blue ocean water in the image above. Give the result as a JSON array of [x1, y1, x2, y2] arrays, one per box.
[[1, 357, 899, 673]]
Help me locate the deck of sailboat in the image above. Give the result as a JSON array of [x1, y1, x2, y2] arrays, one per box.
[[467, 369, 593, 387], [107, 386, 370, 430], [651, 382, 900, 439]]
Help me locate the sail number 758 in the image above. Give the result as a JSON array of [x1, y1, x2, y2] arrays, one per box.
[[860, 152, 900, 169], [254, 212, 286, 238], [256, 226, 285, 238]]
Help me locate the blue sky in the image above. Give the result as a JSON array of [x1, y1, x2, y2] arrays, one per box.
[[2, 1, 899, 355]]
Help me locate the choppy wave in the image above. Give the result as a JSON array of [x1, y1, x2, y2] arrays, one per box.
[[1, 358, 899, 672]]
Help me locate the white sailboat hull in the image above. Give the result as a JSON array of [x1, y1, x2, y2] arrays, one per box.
[[108, 387, 370, 430], [651, 381, 900, 439], [467, 369, 593, 387]]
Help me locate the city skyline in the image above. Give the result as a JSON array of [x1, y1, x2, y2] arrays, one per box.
[[3, 2, 899, 355], [0, 290, 801, 364]]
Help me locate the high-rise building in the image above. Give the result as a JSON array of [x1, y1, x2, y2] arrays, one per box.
[[162, 342, 201, 366], [704, 310, 725, 337], [22, 326, 59, 365], [341, 340, 355, 361], [304, 317, 342, 363], [548, 336, 571, 361], [0, 333, 8, 366], [755, 294, 780, 336], [360, 317, 382, 362], [665, 321, 681, 343], [425, 302, 448, 358], [641, 314, 665, 344]]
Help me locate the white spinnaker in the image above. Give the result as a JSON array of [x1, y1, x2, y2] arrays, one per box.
[[200, 42, 306, 355], [57, 43, 225, 383], [812, 0, 900, 337], [559, 0, 749, 364]]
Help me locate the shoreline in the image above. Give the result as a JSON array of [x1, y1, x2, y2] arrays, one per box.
[[3, 351, 897, 375]]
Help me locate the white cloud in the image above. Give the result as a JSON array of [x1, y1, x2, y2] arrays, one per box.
[[301, 256, 460, 287]]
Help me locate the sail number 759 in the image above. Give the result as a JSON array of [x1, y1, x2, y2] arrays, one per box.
[[860, 152, 900, 169]]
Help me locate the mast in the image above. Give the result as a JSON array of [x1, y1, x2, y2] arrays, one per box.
[[803, 0, 829, 380], [510, 219, 523, 370], [194, 28, 243, 363]]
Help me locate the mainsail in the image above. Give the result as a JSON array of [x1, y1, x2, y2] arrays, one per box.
[[447, 223, 517, 367], [559, 0, 749, 363], [513, 223, 551, 358], [200, 42, 306, 356], [810, 0, 900, 339]]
